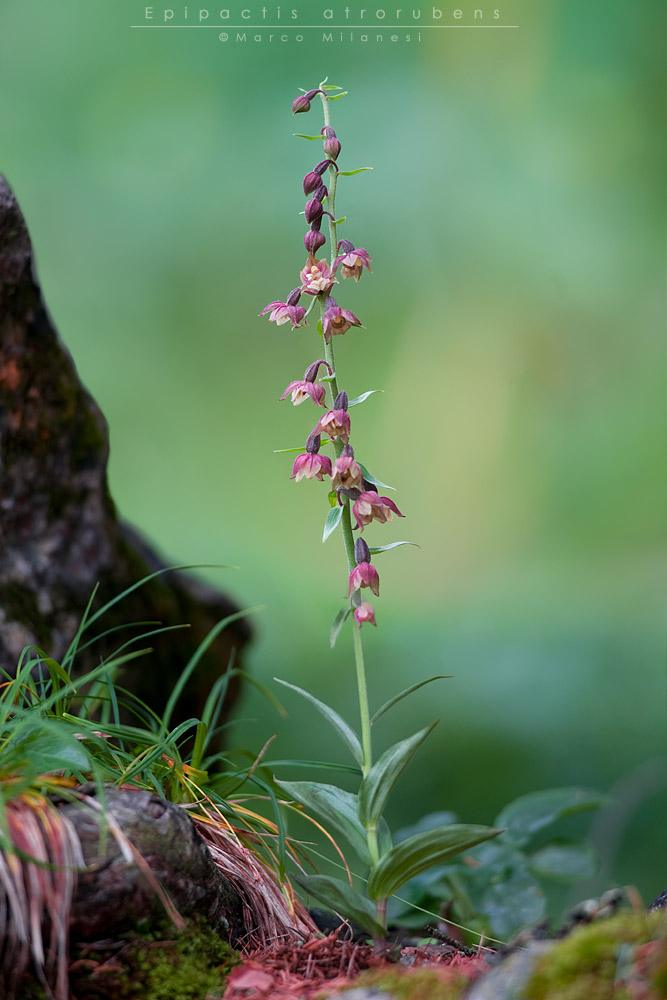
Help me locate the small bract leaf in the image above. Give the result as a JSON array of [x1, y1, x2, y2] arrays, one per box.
[[320, 372, 337, 383], [274, 678, 362, 765], [359, 722, 439, 827], [327, 491, 338, 509], [294, 874, 385, 938], [359, 464, 395, 491], [333, 216, 347, 225], [368, 541, 421, 555], [273, 446, 308, 454], [367, 825, 502, 901], [328, 91, 349, 101], [275, 780, 370, 864], [317, 319, 324, 338], [338, 167, 373, 176], [323, 505, 343, 542], [495, 788, 610, 846], [330, 606, 352, 649], [293, 133, 327, 139], [321, 85, 343, 90], [347, 390, 383, 407], [371, 677, 450, 725]]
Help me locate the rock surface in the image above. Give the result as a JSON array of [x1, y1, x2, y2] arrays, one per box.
[[0, 174, 250, 729]]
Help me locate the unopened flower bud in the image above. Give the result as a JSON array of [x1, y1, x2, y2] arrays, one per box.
[[334, 390, 348, 411], [306, 432, 322, 454], [303, 359, 333, 382], [292, 89, 323, 114], [355, 537, 371, 565], [303, 172, 320, 195], [323, 136, 341, 160], [285, 287, 302, 307], [315, 184, 328, 202], [337, 239, 355, 255], [304, 229, 326, 253], [322, 126, 337, 140], [314, 159, 337, 176], [341, 444, 354, 458], [305, 198, 324, 224]]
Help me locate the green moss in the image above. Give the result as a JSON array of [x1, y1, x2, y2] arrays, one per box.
[[351, 964, 472, 1000], [525, 912, 663, 1000], [20, 916, 239, 1000]]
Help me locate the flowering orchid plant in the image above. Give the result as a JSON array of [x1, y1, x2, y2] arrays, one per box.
[[261, 81, 500, 946]]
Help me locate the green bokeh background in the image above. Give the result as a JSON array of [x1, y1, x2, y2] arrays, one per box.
[[1, 0, 664, 909]]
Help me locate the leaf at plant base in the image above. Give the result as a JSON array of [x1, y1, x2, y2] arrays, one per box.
[[479, 867, 545, 938], [359, 722, 439, 827], [495, 788, 610, 846], [323, 505, 343, 542], [347, 390, 383, 407], [274, 678, 362, 765], [368, 541, 421, 556], [528, 843, 598, 881], [371, 678, 450, 725], [274, 779, 370, 864], [330, 607, 352, 649], [294, 874, 384, 938], [358, 464, 395, 491], [13, 720, 91, 774], [367, 824, 502, 901]]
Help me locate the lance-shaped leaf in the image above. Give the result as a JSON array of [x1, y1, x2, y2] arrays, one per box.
[[294, 874, 385, 938], [495, 788, 610, 847], [367, 824, 502, 901], [368, 541, 421, 556], [347, 390, 383, 407], [274, 780, 370, 864], [323, 505, 343, 542], [330, 606, 352, 649], [371, 677, 450, 725], [358, 464, 395, 491], [274, 678, 362, 766], [337, 165, 373, 174], [528, 843, 598, 881], [358, 721, 438, 827]]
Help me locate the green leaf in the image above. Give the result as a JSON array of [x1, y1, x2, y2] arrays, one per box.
[[359, 464, 394, 491], [293, 133, 326, 139], [320, 372, 337, 383], [359, 722, 439, 827], [317, 319, 323, 338], [323, 505, 343, 542], [495, 788, 610, 846], [367, 825, 502, 901], [274, 678, 362, 766], [274, 441, 331, 454], [274, 780, 371, 864], [328, 91, 349, 101], [12, 720, 91, 774], [528, 843, 598, 881], [294, 874, 385, 938], [371, 678, 450, 725], [327, 490, 338, 509], [368, 541, 421, 556], [333, 216, 346, 225], [347, 390, 383, 407], [321, 85, 343, 90], [330, 606, 352, 649], [337, 166, 373, 175], [478, 866, 545, 938]]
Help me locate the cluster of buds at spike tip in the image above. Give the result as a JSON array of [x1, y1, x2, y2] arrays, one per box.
[[302, 158, 338, 253], [291, 432, 332, 482], [259, 287, 307, 329], [280, 359, 332, 408], [333, 240, 373, 283]]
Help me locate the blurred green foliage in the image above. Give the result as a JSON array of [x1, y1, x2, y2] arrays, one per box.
[[0, 0, 664, 910]]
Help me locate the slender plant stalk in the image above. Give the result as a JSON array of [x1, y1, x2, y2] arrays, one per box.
[[317, 88, 378, 869]]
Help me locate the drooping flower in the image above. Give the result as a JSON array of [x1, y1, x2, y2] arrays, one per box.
[[331, 445, 363, 490], [322, 297, 362, 342], [333, 240, 373, 282], [300, 259, 336, 296], [280, 380, 326, 407], [304, 228, 326, 254], [322, 126, 341, 161], [352, 492, 404, 531], [354, 602, 377, 627], [259, 287, 307, 328], [313, 408, 350, 445], [290, 433, 332, 482], [292, 89, 324, 115], [348, 562, 380, 597]]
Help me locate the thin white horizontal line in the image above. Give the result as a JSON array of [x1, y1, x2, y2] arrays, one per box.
[[130, 24, 520, 28]]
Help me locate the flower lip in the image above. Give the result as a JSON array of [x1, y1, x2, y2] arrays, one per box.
[[279, 380, 327, 407], [300, 259, 336, 296]]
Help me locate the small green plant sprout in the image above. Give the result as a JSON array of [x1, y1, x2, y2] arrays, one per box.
[[260, 81, 501, 946]]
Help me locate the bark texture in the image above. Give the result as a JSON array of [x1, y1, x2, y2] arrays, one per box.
[[0, 174, 250, 729]]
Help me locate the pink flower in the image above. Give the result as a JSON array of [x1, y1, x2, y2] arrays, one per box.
[[333, 241, 373, 282], [352, 492, 404, 532], [331, 449, 363, 490], [354, 602, 377, 627], [290, 452, 332, 482], [322, 298, 362, 343], [300, 259, 336, 296], [259, 300, 307, 328], [280, 380, 326, 407], [313, 409, 351, 445], [348, 562, 380, 597]]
